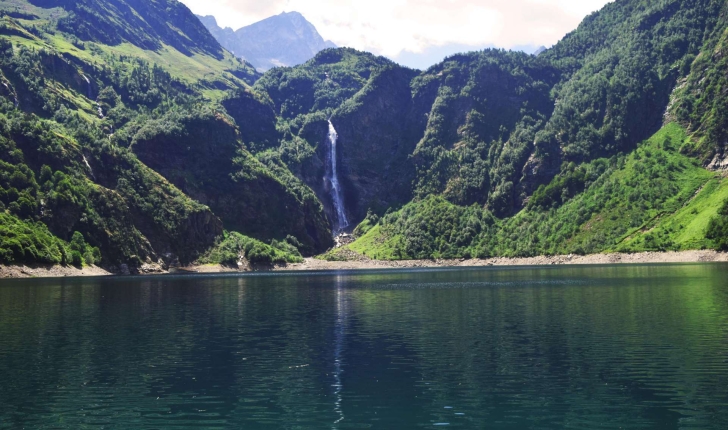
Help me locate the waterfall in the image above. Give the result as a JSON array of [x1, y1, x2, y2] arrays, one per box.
[[3, 82, 18, 108], [82, 74, 104, 118], [81, 74, 93, 99], [82, 154, 95, 180], [327, 120, 349, 234]]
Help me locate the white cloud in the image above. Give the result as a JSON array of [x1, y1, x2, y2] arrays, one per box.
[[181, 0, 613, 61]]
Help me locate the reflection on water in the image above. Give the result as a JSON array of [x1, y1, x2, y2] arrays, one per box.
[[0, 264, 727, 429], [333, 275, 347, 427]]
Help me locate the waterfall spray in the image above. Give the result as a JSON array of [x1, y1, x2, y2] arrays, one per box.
[[327, 120, 349, 234]]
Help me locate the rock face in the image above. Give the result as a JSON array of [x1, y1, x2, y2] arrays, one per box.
[[197, 15, 238, 55], [198, 12, 336, 71], [331, 67, 424, 222], [130, 109, 333, 256]]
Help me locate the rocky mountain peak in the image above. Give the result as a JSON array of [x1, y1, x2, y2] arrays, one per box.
[[198, 11, 336, 71]]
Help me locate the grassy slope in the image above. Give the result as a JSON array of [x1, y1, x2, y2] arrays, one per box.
[[621, 177, 728, 251], [548, 123, 715, 254], [342, 123, 726, 260], [1, 32, 235, 129], [3, 17, 251, 92], [348, 224, 402, 260]]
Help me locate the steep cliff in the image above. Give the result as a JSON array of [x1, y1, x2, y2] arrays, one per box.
[[254, 48, 420, 224]]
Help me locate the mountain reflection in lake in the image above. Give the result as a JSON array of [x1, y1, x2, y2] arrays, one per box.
[[1, 264, 727, 429]]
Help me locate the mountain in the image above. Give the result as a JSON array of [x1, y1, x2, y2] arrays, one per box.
[[196, 15, 238, 56], [198, 12, 336, 72], [2, 0, 728, 272], [318, 0, 728, 260], [532, 46, 547, 56], [0, 0, 330, 272]]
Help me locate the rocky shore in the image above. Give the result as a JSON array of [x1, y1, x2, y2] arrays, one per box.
[[276, 250, 728, 271], [2, 250, 728, 279], [0, 264, 112, 279]]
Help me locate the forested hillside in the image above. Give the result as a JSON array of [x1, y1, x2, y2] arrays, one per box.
[[323, 0, 728, 260], [0, 0, 328, 271], [2, 0, 728, 271]]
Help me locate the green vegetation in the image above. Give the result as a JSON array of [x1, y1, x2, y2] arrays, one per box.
[[0, 212, 69, 265], [251, 0, 725, 229], [199, 231, 303, 266], [3, 0, 728, 271], [0, 0, 334, 271], [508, 124, 714, 256], [253, 49, 421, 222], [0, 212, 100, 267], [327, 0, 728, 261], [68, 231, 101, 266], [705, 188, 728, 250], [255, 48, 399, 120], [8, 0, 384, 268], [394, 0, 722, 218], [128, 105, 332, 255], [352, 210, 379, 238], [409, 50, 559, 211], [343, 124, 728, 259], [673, 2, 728, 160]]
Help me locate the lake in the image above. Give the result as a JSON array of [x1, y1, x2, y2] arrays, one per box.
[[1, 264, 727, 429]]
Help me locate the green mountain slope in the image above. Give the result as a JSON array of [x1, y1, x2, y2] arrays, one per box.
[[330, 0, 728, 261], [28, 0, 223, 57], [242, 0, 722, 232], [409, 50, 560, 210], [338, 124, 727, 260], [0, 0, 331, 270], [673, 1, 728, 162]]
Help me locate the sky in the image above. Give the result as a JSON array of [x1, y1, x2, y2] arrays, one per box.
[[179, 0, 614, 69]]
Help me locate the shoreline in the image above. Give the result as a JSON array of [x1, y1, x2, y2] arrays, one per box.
[[2, 250, 728, 279], [0, 264, 113, 279], [276, 250, 728, 271]]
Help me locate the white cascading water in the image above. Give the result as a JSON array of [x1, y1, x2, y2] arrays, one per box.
[[82, 75, 93, 99], [82, 154, 95, 180], [82, 74, 104, 118], [327, 120, 349, 234], [3, 82, 18, 107]]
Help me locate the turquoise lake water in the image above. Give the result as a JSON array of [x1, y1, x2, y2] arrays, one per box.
[[1, 264, 727, 429]]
